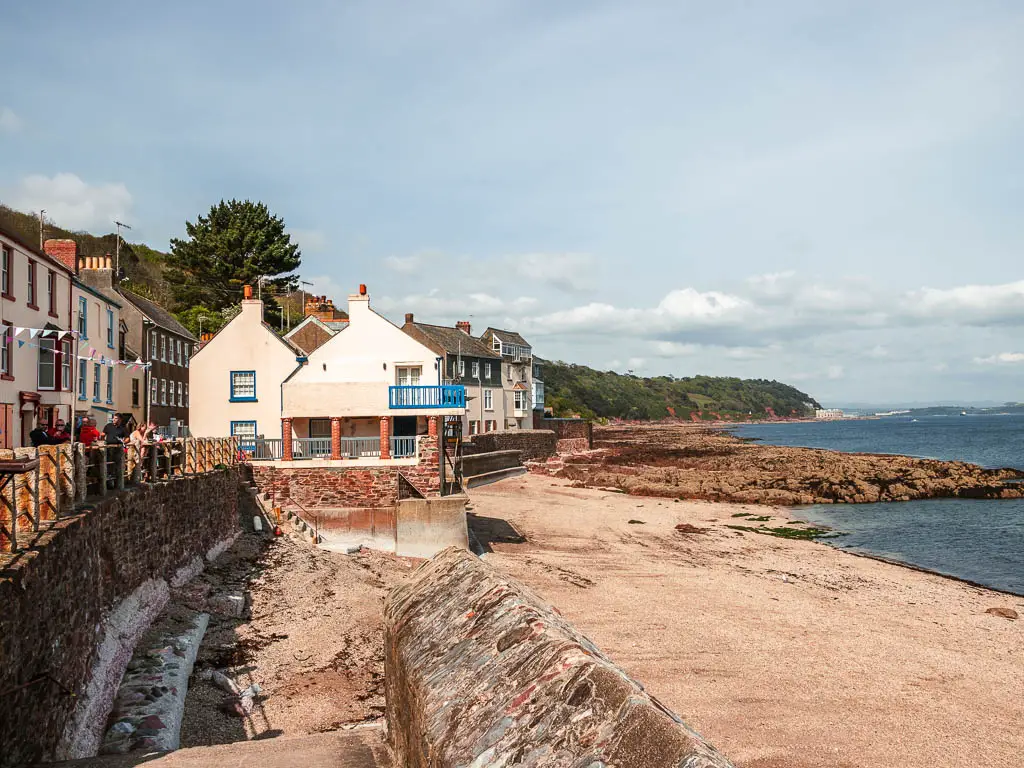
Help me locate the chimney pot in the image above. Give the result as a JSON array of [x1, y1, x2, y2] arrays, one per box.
[[405, 313, 414, 324], [243, 285, 253, 300], [359, 284, 367, 296], [104, 253, 112, 269]]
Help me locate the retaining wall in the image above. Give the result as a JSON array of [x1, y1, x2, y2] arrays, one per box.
[[0, 470, 245, 767], [384, 547, 735, 767], [468, 429, 557, 461], [461, 449, 523, 478]]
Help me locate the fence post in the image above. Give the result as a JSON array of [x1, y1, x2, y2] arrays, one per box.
[[115, 446, 126, 491], [32, 448, 41, 532], [164, 443, 172, 480], [149, 442, 158, 483], [74, 444, 86, 503], [97, 447, 108, 497]]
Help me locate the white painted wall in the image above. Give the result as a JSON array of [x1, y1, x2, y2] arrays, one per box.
[[283, 292, 455, 418], [189, 299, 303, 439]]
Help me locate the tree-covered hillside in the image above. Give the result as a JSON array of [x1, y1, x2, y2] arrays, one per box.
[[541, 360, 820, 421]]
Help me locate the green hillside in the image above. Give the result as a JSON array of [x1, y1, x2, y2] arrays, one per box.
[[540, 360, 820, 421]]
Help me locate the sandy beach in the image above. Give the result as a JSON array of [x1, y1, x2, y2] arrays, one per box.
[[469, 473, 1024, 768]]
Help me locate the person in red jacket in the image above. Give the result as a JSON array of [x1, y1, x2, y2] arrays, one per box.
[[77, 417, 102, 447]]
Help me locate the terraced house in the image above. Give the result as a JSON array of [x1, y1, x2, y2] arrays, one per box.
[[401, 316, 505, 436], [70, 277, 123, 426], [0, 227, 75, 447], [479, 327, 536, 430]]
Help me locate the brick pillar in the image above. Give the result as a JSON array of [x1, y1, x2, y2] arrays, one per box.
[[331, 416, 342, 460], [428, 416, 438, 437], [282, 418, 293, 461], [380, 416, 391, 459]]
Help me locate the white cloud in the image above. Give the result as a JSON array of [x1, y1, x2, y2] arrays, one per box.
[[0, 107, 22, 133], [974, 352, 1024, 365], [905, 281, 1024, 326], [652, 341, 699, 357], [514, 253, 597, 293], [384, 254, 424, 273], [304, 274, 346, 300], [4, 173, 132, 231], [289, 228, 328, 252]]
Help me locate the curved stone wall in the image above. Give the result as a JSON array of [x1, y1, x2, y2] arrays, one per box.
[[384, 547, 735, 767]]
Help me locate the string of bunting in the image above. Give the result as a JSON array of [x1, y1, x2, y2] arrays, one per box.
[[1, 325, 152, 370]]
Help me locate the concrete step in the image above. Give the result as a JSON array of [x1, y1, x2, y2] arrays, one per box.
[[55, 729, 390, 768], [464, 465, 527, 489]]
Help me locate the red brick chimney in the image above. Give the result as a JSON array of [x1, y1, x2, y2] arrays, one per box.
[[456, 321, 471, 335], [405, 313, 414, 325], [43, 239, 77, 272]]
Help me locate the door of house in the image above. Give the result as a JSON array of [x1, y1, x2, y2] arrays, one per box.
[[309, 418, 332, 439]]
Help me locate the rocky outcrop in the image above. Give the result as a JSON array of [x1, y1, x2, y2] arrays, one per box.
[[554, 424, 1024, 505], [384, 547, 735, 767]]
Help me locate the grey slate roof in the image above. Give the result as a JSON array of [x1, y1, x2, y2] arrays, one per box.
[[407, 322, 500, 359], [119, 290, 197, 340], [480, 327, 531, 349]]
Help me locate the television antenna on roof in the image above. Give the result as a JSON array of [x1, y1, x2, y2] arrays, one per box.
[[114, 220, 132, 276]]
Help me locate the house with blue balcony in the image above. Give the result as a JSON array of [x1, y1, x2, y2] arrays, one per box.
[[279, 285, 466, 462]]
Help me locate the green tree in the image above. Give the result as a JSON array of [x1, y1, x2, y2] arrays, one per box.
[[166, 200, 300, 324], [175, 305, 227, 337]]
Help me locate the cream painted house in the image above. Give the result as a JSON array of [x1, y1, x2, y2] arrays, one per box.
[[189, 288, 305, 448], [281, 286, 464, 459], [71, 279, 124, 427], [0, 228, 75, 448]]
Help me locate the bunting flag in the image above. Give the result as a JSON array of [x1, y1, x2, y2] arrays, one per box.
[[28, 329, 40, 339]]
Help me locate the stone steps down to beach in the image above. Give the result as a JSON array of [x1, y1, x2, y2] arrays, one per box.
[[553, 423, 1024, 505]]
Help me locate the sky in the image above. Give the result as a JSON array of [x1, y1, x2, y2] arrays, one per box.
[[2, 0, 1023, 406]]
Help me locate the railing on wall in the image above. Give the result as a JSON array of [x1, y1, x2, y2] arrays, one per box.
[[389, 385, 466, 409], [0, 437, 242, 554], [246, 436, 420, 461]]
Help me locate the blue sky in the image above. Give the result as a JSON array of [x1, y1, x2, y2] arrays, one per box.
[[2, 0, 1023, 405]]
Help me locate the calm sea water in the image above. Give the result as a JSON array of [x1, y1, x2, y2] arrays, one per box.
[[731, 416, 1024, 595]]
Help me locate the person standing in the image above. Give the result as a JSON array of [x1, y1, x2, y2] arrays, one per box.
[[78, 418, 102, 447], [102, 414, 128, 445]]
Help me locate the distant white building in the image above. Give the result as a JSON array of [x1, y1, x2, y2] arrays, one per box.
[[815, 408, 844, 420]]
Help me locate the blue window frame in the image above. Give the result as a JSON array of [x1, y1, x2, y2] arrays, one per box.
[[78, 358, 87, 400], [78, 296, 88, 338], [230, 421, 257, 451], [105, 366, 113, 403], [229, 370, 256, 401], [92, 363, 101, 401], [106, 308, 114, 348]]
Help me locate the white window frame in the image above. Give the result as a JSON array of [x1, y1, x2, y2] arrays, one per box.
[[184, 383, 189, 407], [471, 361, 480, 379], [38, 338, 57, 391], [514, 390, 527, 411], [160, 334, 166, 362], [483, 389, 493, 411], [396, 366, 422, 386], [149, 329, 157, 360], [457, 359, 465, 378], [484, 362, 492, 379], [161, 378, 167, 406], [177, 381, 183, 407]]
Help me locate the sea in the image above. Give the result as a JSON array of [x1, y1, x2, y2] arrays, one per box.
[[730, 415, 1024, 595]]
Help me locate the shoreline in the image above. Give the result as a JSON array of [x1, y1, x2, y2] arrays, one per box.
[[469, 473, 1024, 768]]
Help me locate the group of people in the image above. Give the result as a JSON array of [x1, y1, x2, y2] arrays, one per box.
[[29, 414, 163, 450]]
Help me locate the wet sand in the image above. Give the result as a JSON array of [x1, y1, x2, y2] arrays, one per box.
[[469, 473, 1024, 768]]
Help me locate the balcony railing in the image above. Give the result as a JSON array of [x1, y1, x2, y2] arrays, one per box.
[[389, 384, 466, 409], [246, 436, 419, 461]]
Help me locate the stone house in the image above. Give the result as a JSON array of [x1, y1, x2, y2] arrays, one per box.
[[284, 294, 348, 354]]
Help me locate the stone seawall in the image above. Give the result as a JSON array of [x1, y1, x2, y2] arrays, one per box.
[[0, 470, 244, 767], [384, 547, 735, 767], [469, 429, 557, 461]]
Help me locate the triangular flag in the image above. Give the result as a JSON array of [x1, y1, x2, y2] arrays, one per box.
[[88, 347, 96, 358], [29, 329, 40, 339], [17, 340, 24, 348], [13, 327, 24, 337]]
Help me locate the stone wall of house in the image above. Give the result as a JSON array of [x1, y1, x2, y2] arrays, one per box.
[[384, 547, 735, 767], [0, 470, 244, 767], [467, 429, 557, 461], [252, 432, 443, 510]]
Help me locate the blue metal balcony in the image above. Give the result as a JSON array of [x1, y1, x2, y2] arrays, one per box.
[[389, 384, 466, 409]]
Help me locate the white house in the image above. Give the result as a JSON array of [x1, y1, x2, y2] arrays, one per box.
[[189, 286, 305, 449], [71, 278, 123, 426], [281, 285, 465, 459]]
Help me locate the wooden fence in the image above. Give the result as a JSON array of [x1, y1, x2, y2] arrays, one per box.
[[0, 437, 241, 554]]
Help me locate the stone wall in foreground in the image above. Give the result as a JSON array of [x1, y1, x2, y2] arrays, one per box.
[[384, 547, 735, 767], [0, 470, 244, 767], [468, 429, 557, 461]]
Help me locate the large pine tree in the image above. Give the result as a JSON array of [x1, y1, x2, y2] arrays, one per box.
[[166, 199, 301, 323]]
